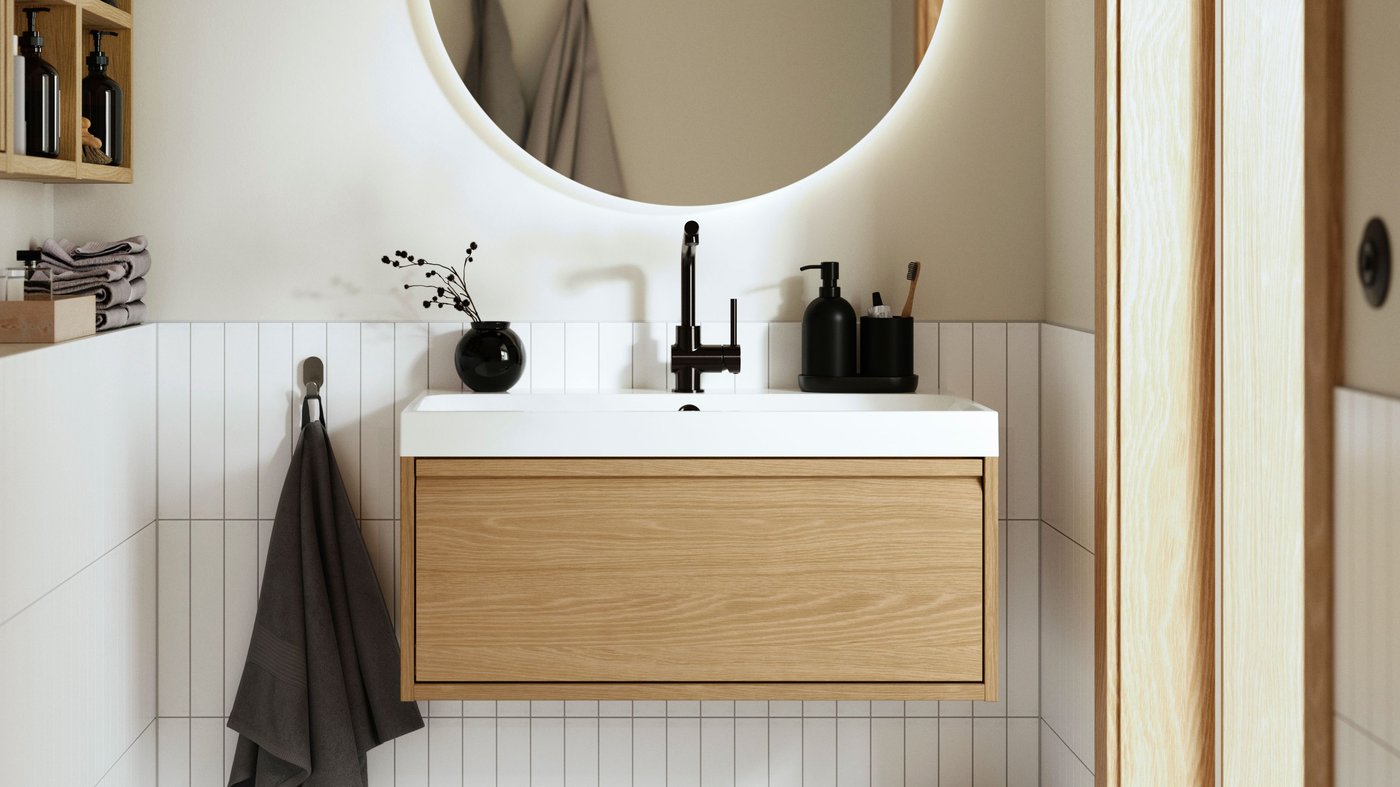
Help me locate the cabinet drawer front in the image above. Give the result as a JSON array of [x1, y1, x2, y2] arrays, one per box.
[[414, 465, 984, 684]]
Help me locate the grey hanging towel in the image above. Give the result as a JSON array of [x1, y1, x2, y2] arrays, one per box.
[[525, 0, 626, 197], [463, 0, 528, 144], [226, 406, 423, 786]]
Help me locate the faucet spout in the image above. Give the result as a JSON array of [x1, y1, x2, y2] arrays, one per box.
[[671, 220, 741, 393]]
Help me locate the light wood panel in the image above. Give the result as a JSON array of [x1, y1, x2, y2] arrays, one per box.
[[409, 682, 991, 702], [1098, 0, 1217, 783], [1303, 1, 1342, 784], [414, 472, 984, 683], [915, 0, 944, 65], [418, 458, 985, 479], [399, 456, 415, 700], [983, 457, 999, 702]]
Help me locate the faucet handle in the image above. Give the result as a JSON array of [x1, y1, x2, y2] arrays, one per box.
[[729, 299, 738, 346]]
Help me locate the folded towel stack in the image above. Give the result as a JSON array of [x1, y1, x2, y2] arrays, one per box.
[[24, 236, 150, 331]]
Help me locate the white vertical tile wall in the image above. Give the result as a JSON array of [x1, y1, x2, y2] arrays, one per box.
[[1335, 388, 1400, 785], [148, 321, 1050, 786], [0, 327, 158, 786], [1039, 324, 1095, 784]]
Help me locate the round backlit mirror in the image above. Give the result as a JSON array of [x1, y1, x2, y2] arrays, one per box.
[[427, 0, 943, 206]]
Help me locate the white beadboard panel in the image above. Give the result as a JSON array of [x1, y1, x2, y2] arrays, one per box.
[[633, 717, 667, 787], [428, 322, 465, 392], [224, 323, 260, 519], [769, 701, 802, 718], [908, 717, 940, 787], [598, 717, 633, 787], [393, 322, 430, 514], [768, 718, 802, 787], [974, 522, 1008, 717], [189, 522, 225, 717], [0, 328, 156, 622], [905, 701, 937, 718], [939, 323, 974, 398], [465, 717, 497, 787], [803, 701, 836, 717], [532, 323, 566, 392], [734, 717, 768, 787], [804, 718, 837, 787], [701, 717, 735, 787], [510, 323, 534, 394], [430, 696, 465, 718], [360, 323, 397, 520], [467, 700, 499, 717], [767, 322, 801, 391], [735, 322, 770, 392], [429, 717, 464, 787], [535, 700, 566, 717], [97, 722, 156, 787], [1041, 523, 1095, 770], [870, 718, 903, 787], [670, 700, 701, 717], [736, 701, 769, 718], [1006, 521, 1040, 717], [599, 323, 635, 391], [158, 322, 192, 519], [701, 701, 734, 717], [973, 323, 1008, 514], [914, 322, 939, 392], [326, 323, 364, 518], [223, 521, 258, 716], [368, 742, 395, 786], [870, 702, 905, 718], [565, 717, 600, 787], [1040, 721, 1093, 787], [836, 701, 869, 717], [1040, 324, 1095, 551], [565, 323, 601, 392], [668, 717, 702, 787], [937, 718, 971, 787], [158, 717, 191, 787], [256, 323, 293, 520], [632, 322, 669, 391], [158, 520, 192, 716], [496, 718, 529, 787], [633, 700, 667, 717], [532, 716, 565, 784], [499, 700, 533, 717], [1336, 716, 1400, 786], [190, 323, 226, 519], [973, 718, 1008, 786], [1007, 718, 1039, 787], [0, 525, 154, 787], [1335, 388, 1400, 757], [190, 718, 224, 787], [836, 718, 870, 787], [1007, 324, 1040, 519], [396, 725, 431, 787]]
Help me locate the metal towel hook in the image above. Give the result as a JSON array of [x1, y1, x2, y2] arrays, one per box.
[[301, 356, 326, 429]]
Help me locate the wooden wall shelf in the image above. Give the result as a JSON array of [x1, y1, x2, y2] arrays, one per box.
[[1, 0, 133, 184]]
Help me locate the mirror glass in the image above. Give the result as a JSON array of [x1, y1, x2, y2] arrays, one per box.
[[430, 0, 941, 206]]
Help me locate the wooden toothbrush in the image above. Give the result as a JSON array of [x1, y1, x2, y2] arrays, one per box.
[[900, 261, 921, 318]]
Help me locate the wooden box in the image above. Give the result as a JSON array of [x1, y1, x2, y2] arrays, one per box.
[[0, 294, 97, 342]]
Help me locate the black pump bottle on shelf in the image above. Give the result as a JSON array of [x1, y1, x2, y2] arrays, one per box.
[[798, 261, 858, 386], [83, 30, 123, 166], [19, 8, 60, 159]]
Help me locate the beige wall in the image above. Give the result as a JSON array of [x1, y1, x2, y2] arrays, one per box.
[[1345, 0, 1400, 398], [1043, 0, 1095, 333], [432, 0, 916, 206], [0, 182, 53, 259], [50, 0, 1045, 325]]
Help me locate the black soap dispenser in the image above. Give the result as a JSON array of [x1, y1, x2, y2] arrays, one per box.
[[19, 8, 60, 159], [797, 261, 857, 388], [82, 30, 123, 166]]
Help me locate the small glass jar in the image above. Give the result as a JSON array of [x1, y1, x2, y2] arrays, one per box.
[[1, 268, 28, 303]]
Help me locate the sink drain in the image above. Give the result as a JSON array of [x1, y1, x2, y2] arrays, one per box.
[[679, 404, 700, 412]]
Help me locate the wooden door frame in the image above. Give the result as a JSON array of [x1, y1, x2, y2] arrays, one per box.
[[1095, 0, 1341, 783]]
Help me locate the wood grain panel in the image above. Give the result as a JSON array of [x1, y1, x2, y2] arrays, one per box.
[[399, 456, 415, 700], [983, 457, 999, 703], [417, 458, 985, 479], [414, 470, 984, 684], [1100, 0, 1217, 782], [409, 682, 990, 702]]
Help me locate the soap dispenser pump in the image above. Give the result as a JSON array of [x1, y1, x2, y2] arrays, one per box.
[[18, 8, 59, 159], [82, 30, 122, 166], [797, 261, 857, 387]]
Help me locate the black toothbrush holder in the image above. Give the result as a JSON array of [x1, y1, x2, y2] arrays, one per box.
[[860, 316, 915, 378]]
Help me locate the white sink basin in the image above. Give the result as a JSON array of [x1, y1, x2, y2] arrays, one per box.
[[400, 391, 998, 458]]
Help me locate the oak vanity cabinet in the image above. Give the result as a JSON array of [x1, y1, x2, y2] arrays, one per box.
[[399, 457, 998, 700]]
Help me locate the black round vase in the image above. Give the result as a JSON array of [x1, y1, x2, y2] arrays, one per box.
[[455, 321, 526, 393]]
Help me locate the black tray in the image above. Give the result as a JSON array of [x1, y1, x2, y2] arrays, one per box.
[[798, 375, 919, 394]]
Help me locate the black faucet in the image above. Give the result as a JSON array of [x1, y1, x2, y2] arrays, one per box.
[[671, 221, 741, 393]]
